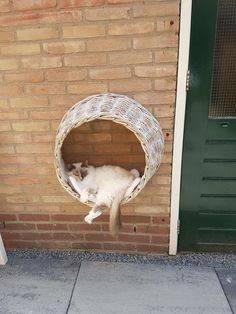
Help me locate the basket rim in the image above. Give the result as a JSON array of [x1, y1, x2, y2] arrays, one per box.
[[54, 93, 164, 206]]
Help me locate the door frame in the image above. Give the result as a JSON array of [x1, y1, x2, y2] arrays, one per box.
[[169, 0, 192, 255]]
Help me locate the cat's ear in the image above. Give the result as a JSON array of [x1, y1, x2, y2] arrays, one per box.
[[67, 163, 75, 171], [83, 160, 89, 168]]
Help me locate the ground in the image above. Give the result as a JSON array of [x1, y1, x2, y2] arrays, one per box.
[[0, 251, 235, 314]]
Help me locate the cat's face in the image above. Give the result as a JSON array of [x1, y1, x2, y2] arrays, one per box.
[[67, 162, 88, 179]]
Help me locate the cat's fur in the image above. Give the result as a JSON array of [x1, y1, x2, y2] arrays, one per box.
[[68, 162, 135, 236]]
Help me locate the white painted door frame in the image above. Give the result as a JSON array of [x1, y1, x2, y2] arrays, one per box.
[[0, 234, 7, 265], [169, 0, 192, 255]]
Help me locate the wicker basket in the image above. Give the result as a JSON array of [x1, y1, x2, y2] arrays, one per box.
[[54, 93, 164, 205]]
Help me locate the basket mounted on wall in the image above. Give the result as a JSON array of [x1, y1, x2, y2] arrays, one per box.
[[54, 93, 164, 205]]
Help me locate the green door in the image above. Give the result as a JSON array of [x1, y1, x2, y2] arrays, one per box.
[[179, 0, 236, 252]]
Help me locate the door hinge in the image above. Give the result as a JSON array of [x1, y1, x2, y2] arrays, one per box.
[[177, 219, 180, 235], [186, 69, 190, 92]]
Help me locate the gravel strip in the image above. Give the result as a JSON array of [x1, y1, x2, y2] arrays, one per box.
[[7, 249, 236, 268]]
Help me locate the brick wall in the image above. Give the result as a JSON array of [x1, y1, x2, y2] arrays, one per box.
[[0, 0, 179, 254]]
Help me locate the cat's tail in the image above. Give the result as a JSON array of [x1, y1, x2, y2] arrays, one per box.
[[109, 196, 122, 237]]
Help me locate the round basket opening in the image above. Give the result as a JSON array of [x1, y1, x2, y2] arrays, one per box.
[[54, 93, 164, 205], [61, 119, 146, 175]]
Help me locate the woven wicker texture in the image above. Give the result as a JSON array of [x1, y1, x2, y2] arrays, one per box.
[[54, 93, 164, 205]]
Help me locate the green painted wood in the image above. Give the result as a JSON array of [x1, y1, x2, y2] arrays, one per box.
[[201, 180, 236, 195], [202, 163, 236, 177], [198, 212, 236, 229], [178, 0, 236, 252], [196, 243, 236, 253]]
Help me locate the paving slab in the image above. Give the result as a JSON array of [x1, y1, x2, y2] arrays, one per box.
[[68, 261, 232, 314], [216, 268, 236, 313], [0, 257, 79, 314]]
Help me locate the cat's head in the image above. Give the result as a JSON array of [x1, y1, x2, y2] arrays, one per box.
[[67, 161, 88, 179]]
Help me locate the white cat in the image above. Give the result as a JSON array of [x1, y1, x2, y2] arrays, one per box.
[[67, 162, 140, 236]]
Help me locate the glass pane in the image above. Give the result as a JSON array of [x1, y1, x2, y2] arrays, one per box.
[[209, 0, 236, 118]]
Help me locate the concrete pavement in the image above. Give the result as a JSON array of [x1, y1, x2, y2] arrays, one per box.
[[0, 255, 235, 314]]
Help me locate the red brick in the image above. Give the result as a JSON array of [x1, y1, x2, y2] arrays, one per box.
[[135, 64, 176, 78], [59, 0, 104, 8], [0, 0, 10, 12], [133, 2, 179, 17], [109, 51, 152, 65], [108, 22, 154, 36], [6, 71, 43, 83], [151, 235, 169, 244], [12, 121, 50, 132], [73, 133, 111, 143], [1, 43, 40, 56], [133, 34, 178, 49], [10, 96, 48, 108], [0, 133, 31, 144], [3, 176, 38, 185], [64, 53, 106, 67], [122, 215, 151, 224], [22, 56, 62, 69], [68, 82, 107, 94], [155, 49, 178, 63], [0, 85, 22, 97], [16, 143, 53, 154], [0, 112, 28, 120], [52, 214, 84, 221], [0, 185, 22, 193], [18, 214, 50, 221], [5, 223, 36, 230], [133, 92, 175, 105], [103, 243, 136, 251], [93, 215, 109, 223], [0, 30, 14, 42], [72, 242, 102, 250], [37, 223, 68, 231], [4, 240, 38, 249], [12, 0, 56, 11], [137, 225, 169, 234], [0, 10, 82, 26], [30, 110, 65, 120], [43, 41, 85, 54], [93, 144, 130, 153], [0, 214, 17, 222], [1, 232, 22, 240], [63, 25, 105, 39], [108, 0, 137, 3], [68, 223, 100, 231], [25, 83, 66, 95], [85, 7, 130, 20], [152, 216, 170, 225], [136, 244, 168, 254], [32, 134, 55, 143], [17, 27, 58, 41], [0, 145, 14, 154], [0, 59, 18, 70], [52, 232, 84, 240], [0, 122, 11, 131], [118, 234, 150, 243], [46, 69, 87, 81], [85, 233, 114, 242], [87, 38, 131, 52], [21, 232, 53, 240]]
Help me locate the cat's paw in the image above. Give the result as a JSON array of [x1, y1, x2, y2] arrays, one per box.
[[130, 169, 140, 178], [80, 193, 89, 203], [84, 215, 93, 224]]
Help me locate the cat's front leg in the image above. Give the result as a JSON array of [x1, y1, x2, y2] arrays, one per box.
[[80, 188, 90, 203], [84, 206, 102, 224]]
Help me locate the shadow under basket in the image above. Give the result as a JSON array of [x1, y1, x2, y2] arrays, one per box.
[[54, 93, 164, 206]]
